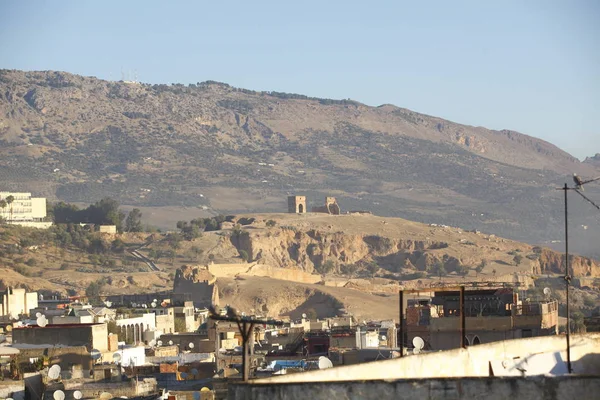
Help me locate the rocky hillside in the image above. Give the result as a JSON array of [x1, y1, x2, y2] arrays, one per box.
[[213, 214, 600, 279], [1, 70, 599, 256]]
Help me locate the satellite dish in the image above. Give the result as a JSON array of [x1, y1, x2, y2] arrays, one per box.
[[333, 322, 338, 327], [188, 342, 195, 349], [168, 340, 173, 346], [201, 387, 210, 392], [543, 287, 551, 295], [37, 316, 48, 327], [99, 393, 112, 400], [234, 346, 243, 353], [180, 372, 188, 379], [381, 335, 387, 341], [53, 390, 65, 400], [413, 348, 421, 355], [149, 339, 156, 347], [153, 299, 158, 303], [151, 302, 157, 308], [90, 349, 102, 360], [191, 368, 199, 375], [48, 364, 61, 380], [104, 301, 112, 308], [302, 313, 307, 319], [218, 348, 227, 354], [318, 356, 333, 369], [73, 391, 83, 400], [157, 340, 163, 346], [412, 336, 425, 350], [36, 312, 42, 318], [113, 353, 122, 363]]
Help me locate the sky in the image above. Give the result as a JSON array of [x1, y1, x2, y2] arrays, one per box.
[[0, 0, 598, 159]]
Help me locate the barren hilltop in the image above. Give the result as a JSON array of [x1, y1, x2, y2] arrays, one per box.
[[0, 70, 599, 257], [1, 213, 598, 320]]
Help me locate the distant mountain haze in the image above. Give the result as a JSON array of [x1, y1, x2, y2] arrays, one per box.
[[1, 70, 598, 259]]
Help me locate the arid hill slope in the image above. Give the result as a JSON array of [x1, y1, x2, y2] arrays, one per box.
[[0, 70, 599, 256]]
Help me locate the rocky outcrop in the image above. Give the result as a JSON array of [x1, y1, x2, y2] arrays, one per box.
[[173, 265, 219, 307], [532, 249, 600, 277]]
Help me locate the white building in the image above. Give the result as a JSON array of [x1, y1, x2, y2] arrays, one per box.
[[0, 288, 38, 320], [115, 313, 156, 344], [0, 192, 51, 228]]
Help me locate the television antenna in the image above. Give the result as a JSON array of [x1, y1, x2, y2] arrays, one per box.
[[318, 356, 333, 369]]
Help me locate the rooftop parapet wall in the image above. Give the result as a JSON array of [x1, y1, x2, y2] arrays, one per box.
[[230, 375, 600, 400], [250, 333, 600, 384]]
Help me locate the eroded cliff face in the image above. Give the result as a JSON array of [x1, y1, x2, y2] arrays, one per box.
[[173, 265, 219, 306], [226, 228, 457, 274], [223, 226, 600, 278], [532, 249, 600, 277]]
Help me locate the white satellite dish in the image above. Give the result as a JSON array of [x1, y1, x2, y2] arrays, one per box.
[[381, 335, 387, 341], [188, 342, 194, 349], [113, 353, 122, 363], [318, 356, 333, 369], [99, 393, 112, 400], [37, 316, 48, 327], [48, 365, 61, 380], [149, 339, 156, 347], [168, 340, 173, 346], [218, 348, 227, 354], [73, 391, 83, 400], [302, 313, 307, 319], [53, 390, 65, 400], [333, 322, 338, 327], [543, 287, 551, 296], [105, 301, 112, 308], [90, 349, 102, 360], [151, 302, 157, 308], [36, 312, 42, 318], [153, 299, 158, 303], [157, 340, 163, 346], [413, 336, 425, 350]]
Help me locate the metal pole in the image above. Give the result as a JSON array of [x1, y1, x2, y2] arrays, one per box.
[[460, 286, 466, 349], [399, 290, 404, 357], [564, 183, 572, 373]]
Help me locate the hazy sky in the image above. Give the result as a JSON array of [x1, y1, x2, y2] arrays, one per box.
[[1, 1, 598, 159]]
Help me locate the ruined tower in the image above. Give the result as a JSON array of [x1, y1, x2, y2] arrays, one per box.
[[288, 196, 306, 214]]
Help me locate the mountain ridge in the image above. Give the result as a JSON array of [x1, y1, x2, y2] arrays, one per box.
[[0, 69, 598, 258]]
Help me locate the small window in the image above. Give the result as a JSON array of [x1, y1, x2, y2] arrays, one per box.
[[522, 329, 533, 338]]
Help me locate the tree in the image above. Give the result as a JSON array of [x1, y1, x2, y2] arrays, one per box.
[[125, 208, 143, 232], [513, 254, 523, 266], [341, 264, 359, 277], [475, 259, 486, 277], [85, 280, 103, 303], [305, 308, 317, 320], [0, 200, 7, 222], [457, 264, 470, 277], [492, 268, 497, 277], [315, 260, 335, 276], [366, 262, 379, 276], [429, 261, 446, 280], [5, 195, 14, 222], [190, 246, 204, 261]]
